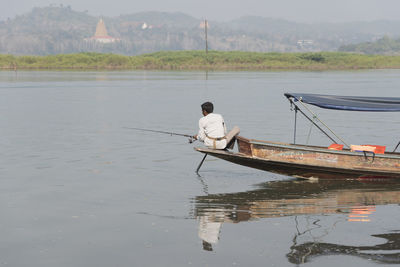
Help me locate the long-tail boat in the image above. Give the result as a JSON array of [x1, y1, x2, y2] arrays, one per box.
[[195, 93, 400, 179]]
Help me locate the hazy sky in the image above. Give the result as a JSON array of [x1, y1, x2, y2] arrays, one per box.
[[2, 0, 400, 22]]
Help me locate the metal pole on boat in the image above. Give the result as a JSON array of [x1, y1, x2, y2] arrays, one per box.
[[196, 153, 208, 174], [393, 141, 400, 152], [294, 106, 298, 144]]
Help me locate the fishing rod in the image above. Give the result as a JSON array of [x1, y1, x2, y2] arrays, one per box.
[[124, 127, 197, 143]]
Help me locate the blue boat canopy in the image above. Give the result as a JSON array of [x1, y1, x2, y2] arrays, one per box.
[[285, 93, 400, 112]]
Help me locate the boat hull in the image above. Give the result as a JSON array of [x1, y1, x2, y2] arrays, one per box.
[[195, 136, 400, 179]]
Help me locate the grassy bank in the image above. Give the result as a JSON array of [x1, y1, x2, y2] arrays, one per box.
[[2, 51, 400, 70]]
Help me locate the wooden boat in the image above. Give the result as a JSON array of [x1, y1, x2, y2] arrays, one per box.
[[195, 93, 400, 179]]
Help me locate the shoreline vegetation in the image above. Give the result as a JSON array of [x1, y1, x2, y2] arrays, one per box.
[[2, 51, 400, 71]]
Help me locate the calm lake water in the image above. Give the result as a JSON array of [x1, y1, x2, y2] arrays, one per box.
[[0, 70, 399, 266]]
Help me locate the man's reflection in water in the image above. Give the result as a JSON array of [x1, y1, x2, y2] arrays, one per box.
[[198, 209, 224, 251]]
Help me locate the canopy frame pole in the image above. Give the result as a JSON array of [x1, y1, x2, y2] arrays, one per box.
[[393, 141, 400, 153], [293, 97, 350, 149], [287, 98, 338, 145], [293, 106, 298, 144]]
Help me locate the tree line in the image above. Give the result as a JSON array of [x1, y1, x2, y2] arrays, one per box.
[[2, 51, 400, 70]]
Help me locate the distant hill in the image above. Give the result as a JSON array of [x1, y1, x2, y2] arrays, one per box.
[[116, 12, 200, 29], [2, 6, 400, 55], [0, 7, 96, 55], [339, 36, 400, 55]]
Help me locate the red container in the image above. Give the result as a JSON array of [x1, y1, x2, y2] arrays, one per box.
[[364, 145, 386, 154], [328, 144, 344, 150]]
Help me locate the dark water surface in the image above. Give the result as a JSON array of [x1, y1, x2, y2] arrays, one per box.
[[0, 70, 399, 266]]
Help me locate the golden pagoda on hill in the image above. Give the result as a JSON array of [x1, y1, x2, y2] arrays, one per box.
[[87, 18, 119, 43]]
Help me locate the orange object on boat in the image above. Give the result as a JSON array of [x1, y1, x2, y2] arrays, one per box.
[[350, 145, 376, 153], [328, 144, 344, 150], [363, 145, 386, 154]]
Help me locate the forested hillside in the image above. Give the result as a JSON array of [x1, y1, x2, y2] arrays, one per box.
[[1, 6, 400, 55], [339, 36, 400, 55]]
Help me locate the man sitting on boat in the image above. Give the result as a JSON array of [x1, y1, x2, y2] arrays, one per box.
[[194, 102, 227, 149]]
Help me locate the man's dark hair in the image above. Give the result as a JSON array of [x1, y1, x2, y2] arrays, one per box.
[[201, 102, 214, 113]]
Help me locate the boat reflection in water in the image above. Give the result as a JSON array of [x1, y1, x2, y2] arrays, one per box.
[[194, 179, 400, 264]]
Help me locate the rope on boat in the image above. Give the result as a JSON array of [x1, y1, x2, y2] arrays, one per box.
[[297, 98, 351, 149], [289, 98, 338, 145], [306, 115, 316, 145]]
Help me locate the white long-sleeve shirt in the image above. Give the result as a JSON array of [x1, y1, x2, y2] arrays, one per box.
[[198, 113, 227, 149]]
